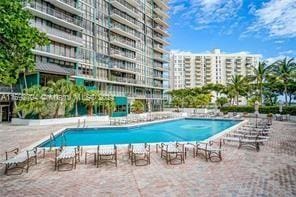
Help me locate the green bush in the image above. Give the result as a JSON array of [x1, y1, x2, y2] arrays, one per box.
[[220, 106, 296, 115]]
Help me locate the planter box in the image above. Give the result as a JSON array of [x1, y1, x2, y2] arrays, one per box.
[[11, 116, 109, 126]]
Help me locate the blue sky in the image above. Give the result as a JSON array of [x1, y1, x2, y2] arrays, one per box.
[[168, 0, 296, 61]]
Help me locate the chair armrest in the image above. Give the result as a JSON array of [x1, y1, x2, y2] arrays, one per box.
[[5, 147, 19, 160]]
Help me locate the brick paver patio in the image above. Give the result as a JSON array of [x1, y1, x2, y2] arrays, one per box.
[[0, 120, 295, 196]]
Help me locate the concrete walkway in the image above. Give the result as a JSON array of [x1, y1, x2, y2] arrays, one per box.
[[0, 121, 295, 196]]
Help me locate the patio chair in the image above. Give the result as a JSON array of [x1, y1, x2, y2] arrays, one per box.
[[55, 146, 80, 171], [1, 147, 37, 175], [97, 145, 117, 167], [129, 143, 150, 166], [160, 142, 185, 165], [85, 148, 97, 165], [223, 136, 268, 152], [195, 140, 223, 162]]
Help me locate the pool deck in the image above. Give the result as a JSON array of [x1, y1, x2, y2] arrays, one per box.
[[0, 120, 296, 196]]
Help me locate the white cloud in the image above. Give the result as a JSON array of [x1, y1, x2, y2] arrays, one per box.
[[247, 0, 296, 38], [265, 55, 287, 64], [279, 50, 295, 56], [169, 0, 243, 30]]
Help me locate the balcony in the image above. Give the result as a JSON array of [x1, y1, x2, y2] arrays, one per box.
[[45, 0, 82, 15], [110, 37, 137, 52], [153, 25, 169, 37], [110, 10, 138, 29], [109, 76, 136, 84], [110, 24, 138, 41], [33, 47, 80, 63], [153, 55, 169, 63], [154, 17, 169, 28], [32, 23, 82, 47], [154, 65, 168, 71], [154, 7, 169, 19], [153, 75, 167, 81], [110, 0, 139, 18], [153, 35, 169, 45], [153, 44, 168, 54], [110, 49, 137, 63], [154, 0, 169, 10], [109, 65, 137, 74], [25, 3, 83, 31]]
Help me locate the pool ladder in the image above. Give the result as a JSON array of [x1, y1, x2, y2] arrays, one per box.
[[49, 132, 67, 149], [77, 119, 86, 128]]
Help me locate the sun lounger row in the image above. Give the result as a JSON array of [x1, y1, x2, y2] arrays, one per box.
[[110, 113, 179, 125], [0, 140, 223, 175], [223, 119, 271, 151]]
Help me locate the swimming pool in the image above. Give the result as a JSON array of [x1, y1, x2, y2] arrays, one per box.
[[40, 118, 241, 147]]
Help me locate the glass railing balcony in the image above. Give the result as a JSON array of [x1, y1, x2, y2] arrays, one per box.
[[110, 49, 136, 62], [154, 7, 169, 19], [153, 17, 169, 28], [110, 23, 138, 40], [111, 9, 138, 29], [46, 0, 82, 15], [109, 64, 137, 73], [154, 25, 169, 36], [110, 0, 139, 18], [154, 0, 169, 10], [32, 23, 82, 46], [26, 2, 81, 27], [110, 36, 136, 50], [110, 76, 136, 84]]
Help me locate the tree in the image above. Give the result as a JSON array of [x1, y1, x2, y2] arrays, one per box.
[[0, 0, 49, 86], [131, 100, 145, 113], [226, 75, 249, 105], [72, 85, 87, 116], [47, 79, 74, 118], [103, 96, 116, 116], [249, 61, 272, 104], [16, 85, 49, 119], [82, 90, 102, 116], [271, 58, 296, 106], [216, 97, 228, 108], [203, 83, 225, 98], [192, 94, 212, 108]]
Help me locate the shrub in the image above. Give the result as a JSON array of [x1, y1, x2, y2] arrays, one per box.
[[220, 106, 296, 115]]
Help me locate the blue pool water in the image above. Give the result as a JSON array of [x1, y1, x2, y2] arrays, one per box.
[[40, 119, 240, 147]]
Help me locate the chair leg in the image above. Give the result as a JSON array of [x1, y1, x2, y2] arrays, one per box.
[[5, 164, 8, 175]]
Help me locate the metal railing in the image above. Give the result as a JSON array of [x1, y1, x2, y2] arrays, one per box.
[[32, 23, 82, 43], [27, 2, 82, 26]]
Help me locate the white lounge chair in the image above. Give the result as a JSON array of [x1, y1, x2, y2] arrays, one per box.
[[195, 140, 223, 162], [160, 142, 185, 165], [55, 146, 80, 171], [97, 145, 117, 167], [129, 143, 150, 166], [1, 147, 37, 175], [223, 136, 268, 151]]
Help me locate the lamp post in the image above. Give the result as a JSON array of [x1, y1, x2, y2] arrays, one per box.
[[254, 101, 259, 128]]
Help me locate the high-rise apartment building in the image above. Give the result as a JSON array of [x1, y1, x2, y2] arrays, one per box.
[[0, 0, 169, 120], [169, 49, 261, 89]]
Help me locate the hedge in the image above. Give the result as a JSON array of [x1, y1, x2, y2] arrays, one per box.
[[220, 106, 296, 116]]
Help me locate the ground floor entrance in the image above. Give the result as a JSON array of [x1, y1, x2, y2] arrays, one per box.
[[0, 104, 10, 122]]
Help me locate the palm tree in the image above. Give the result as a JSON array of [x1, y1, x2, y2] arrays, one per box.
[[47, 79, 73, 118], [71, 85, 86, 116], [82, 90, 102, 116], [250, 61, 272, 104], [131, 100, 145, 113], [16, 85, 48, 119], [271, 58, 296, 106], [226, 75, 249, 105]]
